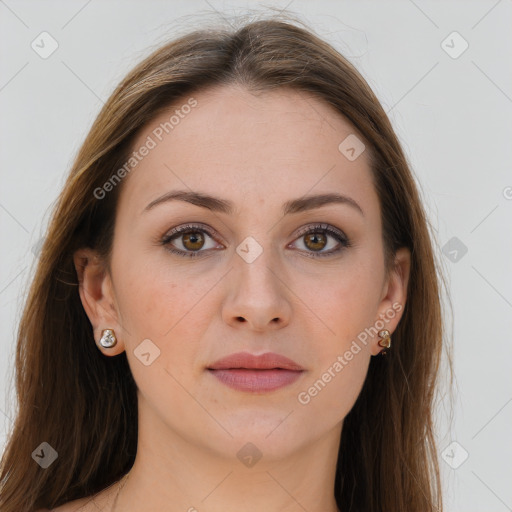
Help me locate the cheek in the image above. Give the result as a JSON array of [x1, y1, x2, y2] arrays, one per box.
[[113, 267, 205, 408], [298, 264, 377, 416], [112, 255, 219, 390], [318, 264, 379, 343], [299, 352, 369, 418], [113, 250, 215, 339]]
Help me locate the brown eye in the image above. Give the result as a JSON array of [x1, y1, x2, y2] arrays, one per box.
[[161, 224, 222, 258], [303, 232, 327, 252], [291, 223, 351, 258], [182, 231, 205, 251], [162, 223, 350, 259]]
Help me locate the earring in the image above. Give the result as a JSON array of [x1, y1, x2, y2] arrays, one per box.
[[99, 329, 117, 348], [377, 329, 391, 355]]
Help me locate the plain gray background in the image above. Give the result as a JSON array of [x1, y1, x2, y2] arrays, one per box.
[[1, 1, 511, 511]]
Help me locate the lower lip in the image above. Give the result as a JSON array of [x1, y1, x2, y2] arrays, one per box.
[[208, 369, 304, 392]]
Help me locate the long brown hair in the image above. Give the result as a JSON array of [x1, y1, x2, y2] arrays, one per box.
[[0, 12, 450, 512]]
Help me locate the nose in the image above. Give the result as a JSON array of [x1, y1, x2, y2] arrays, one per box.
[[221, 249, 292, 332]]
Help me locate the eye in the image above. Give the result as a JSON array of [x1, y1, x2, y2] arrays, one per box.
[[289, 223, 351, 258], [161, 222, 351, 259], [161, 224, 223, 258]]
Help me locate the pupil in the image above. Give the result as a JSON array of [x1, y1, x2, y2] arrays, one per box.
[[184, 232, 203, 249], [307, 233, 325, 250]]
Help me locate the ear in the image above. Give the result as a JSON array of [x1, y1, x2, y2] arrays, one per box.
[[370, 247, 411, 356], [73, 248, 125, 356]]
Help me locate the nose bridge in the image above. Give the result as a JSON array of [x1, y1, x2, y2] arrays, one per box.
[[235, 235, 283, 299], [223, 234, 291, 329]]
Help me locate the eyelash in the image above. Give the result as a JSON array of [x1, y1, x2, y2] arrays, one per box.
[[160, 223, 351, 259]]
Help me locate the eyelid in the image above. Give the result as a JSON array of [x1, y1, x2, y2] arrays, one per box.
[[163, 222, 224, 243], [293, 222, 347, 241]]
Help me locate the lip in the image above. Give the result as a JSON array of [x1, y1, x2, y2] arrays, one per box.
[[207, 352, 305, 393]]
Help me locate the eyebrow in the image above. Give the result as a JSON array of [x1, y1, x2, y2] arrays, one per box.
[[143, 190, 364, 217]]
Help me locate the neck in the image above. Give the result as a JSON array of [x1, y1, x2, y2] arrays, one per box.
[[114, 402, 343, 512]]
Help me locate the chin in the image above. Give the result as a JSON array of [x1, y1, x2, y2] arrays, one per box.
[[215, 411, 310, 450]]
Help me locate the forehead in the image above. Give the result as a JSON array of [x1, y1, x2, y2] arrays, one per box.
[[118, 84, 378, 219]]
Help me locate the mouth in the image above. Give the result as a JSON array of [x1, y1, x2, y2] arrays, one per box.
[[207, 352, 305, 393]]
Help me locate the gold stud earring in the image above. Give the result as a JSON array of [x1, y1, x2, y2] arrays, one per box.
[[377, 329, 391, 355]]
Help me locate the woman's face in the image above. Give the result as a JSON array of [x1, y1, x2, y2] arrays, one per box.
[[76, 84, 409, 464]]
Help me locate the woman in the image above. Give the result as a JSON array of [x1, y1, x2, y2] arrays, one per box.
[[0, 14, 448, 512]]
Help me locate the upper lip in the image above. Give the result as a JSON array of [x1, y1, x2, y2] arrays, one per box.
[[208, 352, 304, 371]]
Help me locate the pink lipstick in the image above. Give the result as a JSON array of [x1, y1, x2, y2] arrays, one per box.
[[207, 352, 305, 393]]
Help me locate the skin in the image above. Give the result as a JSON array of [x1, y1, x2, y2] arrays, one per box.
[[61, 84, 410, 512]]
